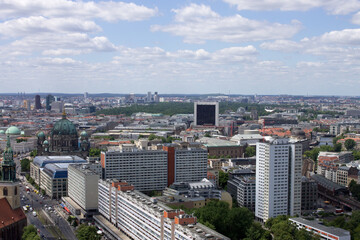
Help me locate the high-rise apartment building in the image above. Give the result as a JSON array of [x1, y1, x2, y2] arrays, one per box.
[[101, 148, 168, 191], [163, 145, 207, 186], [97, 179, 230, 240], [46, 94, 54, 110], [255, 138, 302, 222]]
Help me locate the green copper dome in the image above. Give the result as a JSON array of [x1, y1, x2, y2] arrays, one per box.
[[37, 131, 45, 138], [5, 126, 21, 135], [43, 140, 49, 145], [80, 131, 88, 137], [0, 130, 4, 134], [51, 115, 77, 136]]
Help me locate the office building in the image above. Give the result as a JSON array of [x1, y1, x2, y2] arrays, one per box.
[[194, 102, 219, 126], [147, 91, 152, 102], [301, 177, 317, 213], [34, 94, 41, 109], [97, 179, 230, 240], [64, 163, 101, 220], [237, 176, 256, 212], [84, 92, 89, 99], [30, 155, 86, 186], [46, 94, 55, 110], [255, 138, 302, 222]]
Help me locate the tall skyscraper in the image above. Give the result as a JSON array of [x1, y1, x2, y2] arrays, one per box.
[[84, 92, 89, 99], [35, 95, 41, 109], [194, 102, 219, 127], [255, 138, 302, 222], [46, 94, 55, 111], [147, 91, 152, 102], [154, 92, 160, 102]]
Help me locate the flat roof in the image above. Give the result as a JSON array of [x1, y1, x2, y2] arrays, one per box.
[[199, 137, 239, 147], [34, 155, 86, 167], [290, 217, 350, 237]]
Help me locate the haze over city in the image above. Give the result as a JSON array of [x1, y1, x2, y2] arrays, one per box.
[[1, 0, 360, 95]]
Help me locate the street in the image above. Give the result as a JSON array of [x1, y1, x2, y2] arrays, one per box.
[[16, 154, 77, 240]]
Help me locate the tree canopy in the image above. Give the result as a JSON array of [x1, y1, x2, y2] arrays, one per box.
[[20, 158, 31, 172], [22, 225, 40, 240], [266, 216, 319, 240], [245, 146, 256, 157], [218, 171, 228, 189], [193, 200, 253, 240], [75, 224, 101, 240], [345, 139, 356, 150], [89, 148, 101, 157]]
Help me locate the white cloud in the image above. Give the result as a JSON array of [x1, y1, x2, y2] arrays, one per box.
[[0, 0, 157, 22], [319, 29, 360, 44], [260, 40, 303, 52], [151, 4, 302, 44], [0, 16, 100, 38], [223, 0, 360, 15]]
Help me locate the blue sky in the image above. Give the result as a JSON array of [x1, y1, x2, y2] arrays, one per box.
[[1, 0, 360, 95]]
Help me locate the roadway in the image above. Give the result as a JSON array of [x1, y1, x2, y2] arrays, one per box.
[[16, 154, 77, 240]]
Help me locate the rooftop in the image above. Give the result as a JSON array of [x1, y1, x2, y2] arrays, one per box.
[[290, 217, 351, 237]]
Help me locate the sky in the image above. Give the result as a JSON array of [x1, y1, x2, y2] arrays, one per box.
[[1, 0, 360, 95]]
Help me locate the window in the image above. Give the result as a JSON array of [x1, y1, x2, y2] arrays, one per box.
[[3, 187, 8, 196], [15, 187, 17, 195]]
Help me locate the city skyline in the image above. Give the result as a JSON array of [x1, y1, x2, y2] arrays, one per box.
[[1, 0, 360, 95]]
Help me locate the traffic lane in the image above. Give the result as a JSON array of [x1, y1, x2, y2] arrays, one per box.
[[26, 211, 53, 240]]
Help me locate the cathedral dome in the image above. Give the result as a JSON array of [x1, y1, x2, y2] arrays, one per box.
[[80, 131, 88, 138], [0, 130, 4, 134], [5, 126, 21, 135], [51, 114, 77, 136]]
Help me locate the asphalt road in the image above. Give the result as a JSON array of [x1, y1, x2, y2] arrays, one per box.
[[17, 155, 77, 240]]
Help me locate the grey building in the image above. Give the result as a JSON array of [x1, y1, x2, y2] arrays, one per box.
[[301, 177, 317, 213]]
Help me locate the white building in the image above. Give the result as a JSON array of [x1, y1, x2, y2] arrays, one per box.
[[255, 138, 302, 222], [65, 163, 101, 219], [101, 149, 168, 191], [97, 179, 230, 240]]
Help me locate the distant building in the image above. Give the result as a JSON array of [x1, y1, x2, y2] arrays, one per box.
[[255, 138, 302, 222], [84, 92, 89, 99], [194, 102, 219, 126], [147, 91, 152, 102], [35, 94, 41, 109], [37, 112, 89, 158], [46, 94, 55, 111], [199, 137, 244, 158], [237, 176, 256, 212]]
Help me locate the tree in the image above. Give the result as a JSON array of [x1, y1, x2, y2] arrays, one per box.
[[89, 148, 101, 157], [76, 224, 101, 240], [20, 158, 31, 172], [30, 150, 37, 158], [333, 143, 342, 152], [245, 146, 256, 157], [345, 139, 356, 150], [244, 222, 271, 240], [218, 171, 228, 189], [193, 200, 254, 240], [148, 134, 156, 141], [22, 225, 40, 240]]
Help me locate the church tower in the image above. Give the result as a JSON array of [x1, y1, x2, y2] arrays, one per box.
[[0, 135, 20, 209]]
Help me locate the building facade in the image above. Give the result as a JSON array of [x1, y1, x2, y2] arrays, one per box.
[[255, 138, 302, 222], [98, 179, 230, 240], [101, 149, 168, 191]]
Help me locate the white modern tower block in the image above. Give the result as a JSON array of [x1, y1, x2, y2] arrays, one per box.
[[255, 138, 302, 222]]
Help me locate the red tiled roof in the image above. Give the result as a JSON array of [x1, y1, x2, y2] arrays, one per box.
[[0, 198, 26, 229]]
